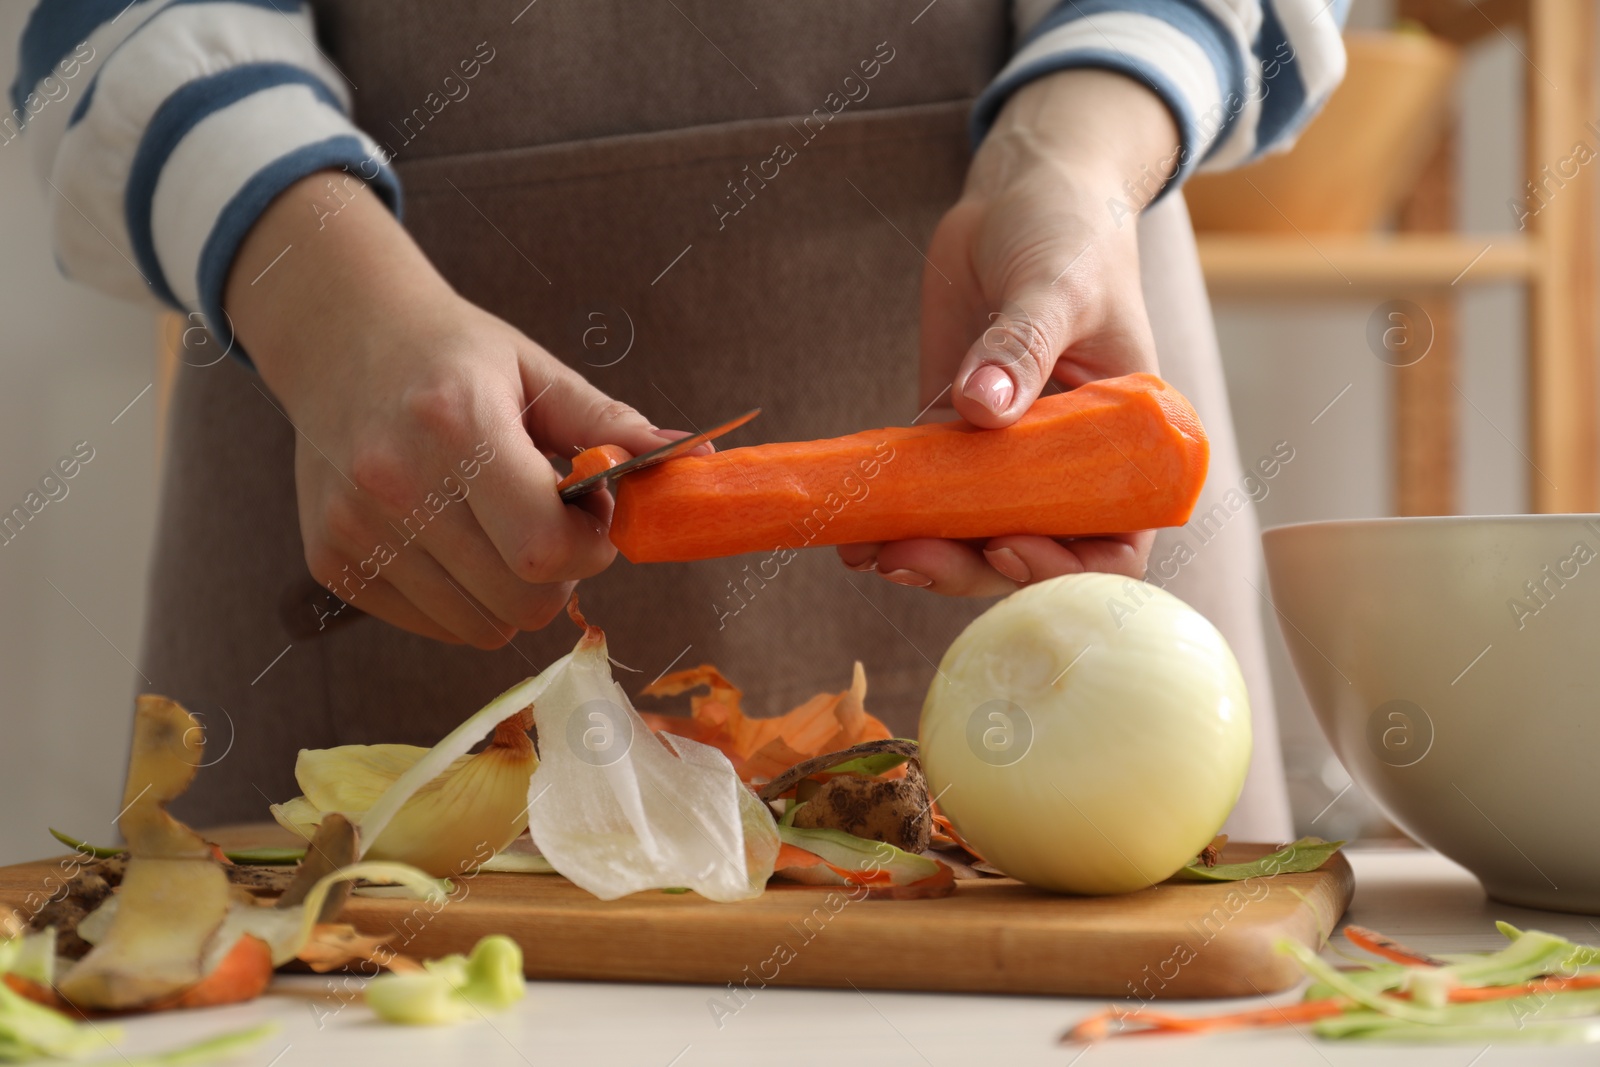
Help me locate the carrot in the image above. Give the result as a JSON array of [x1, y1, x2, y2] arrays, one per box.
[[640, 662, 890, 782], [609, 373, 1208, 563], [772, 844, 957, 899], [556, 444, 632, 494], [147, 935, 274, 1010], [1444, 973, 1600, 1003], [1063, 999, 1348, 1043], [5, 936, 275, 1016], [3, 973, 64, 1010], [1344, 924, 1447, 967]]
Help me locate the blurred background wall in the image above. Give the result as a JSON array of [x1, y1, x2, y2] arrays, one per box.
[[0, 0, 1573, 861], [0, 5, 163, 864]]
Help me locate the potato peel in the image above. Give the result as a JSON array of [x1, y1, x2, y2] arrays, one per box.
[[791, 759, 933, 854], [57, 697, 233, 1011]]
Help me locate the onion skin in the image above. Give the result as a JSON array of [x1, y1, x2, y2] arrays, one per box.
[[919, 573, 1251, 895]]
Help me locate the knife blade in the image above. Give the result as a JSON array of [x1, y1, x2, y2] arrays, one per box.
[[557, 407, 761, 502]]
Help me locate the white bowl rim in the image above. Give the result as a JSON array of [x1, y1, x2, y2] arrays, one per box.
[[1262, 513, 1600, 537]]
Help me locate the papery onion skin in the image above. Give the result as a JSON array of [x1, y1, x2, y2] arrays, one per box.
[[919, 573, 1251, 895], [272, 711, 537, 878]]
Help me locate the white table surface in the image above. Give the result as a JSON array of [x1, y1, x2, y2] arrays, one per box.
[[94, 847, 1600, 1067]]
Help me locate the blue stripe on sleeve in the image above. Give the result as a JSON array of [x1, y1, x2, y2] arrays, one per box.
[[12, 0, 304, 124], [970, 0, 1245, 184], [12, 0, 132, 116], [125, 62, 345, 308], [1250, 1, 1307, 152], [197, 134, 402, 365]]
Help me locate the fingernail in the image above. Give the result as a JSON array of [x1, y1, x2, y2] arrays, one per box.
[[653, 428, 713, 455], [845, 556, 878, 573], [881, 568, 932, 588], [984, 547, 1031, 584], [962, 364, 1015, 414]]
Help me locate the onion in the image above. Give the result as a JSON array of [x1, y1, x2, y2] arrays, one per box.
[[919, 573, 1251, 894]]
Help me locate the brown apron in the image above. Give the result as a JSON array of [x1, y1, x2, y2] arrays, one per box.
[[144, 0, 1290, 839]]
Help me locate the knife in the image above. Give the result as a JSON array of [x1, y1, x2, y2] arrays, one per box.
[[556, 407, 761, 502]]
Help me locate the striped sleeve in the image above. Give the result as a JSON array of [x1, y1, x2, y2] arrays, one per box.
[[977, 0, 1349, 189], [9, 0, 400, 357]]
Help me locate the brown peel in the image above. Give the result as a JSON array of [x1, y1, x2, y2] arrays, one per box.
[[757, 739, 920, 802], [275, 813, 358, 920], [57, 699, 232, 1010], [790, 759, 932, 853]]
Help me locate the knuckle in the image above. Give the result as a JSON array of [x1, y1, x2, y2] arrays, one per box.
[[588, 397, 642, 433], [348, 445, 413, 512], [403, 377, 476, 443], [1008, 315, 1054, 378], [512, 538, 569, 584]]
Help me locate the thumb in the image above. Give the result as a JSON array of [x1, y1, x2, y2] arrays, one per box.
[[950, 282, 1073, 430], [521, 353, 678, 459]]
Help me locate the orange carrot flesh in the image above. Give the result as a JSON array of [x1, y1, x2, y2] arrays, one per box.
[[149, 935, 274, 1011], [609, 373, 1208, 563], [556, 444, 632, 494], [1344, 924, 1447, 967], [1063, 999, 1348, 1043], [1445, 973, 1600, 1003]]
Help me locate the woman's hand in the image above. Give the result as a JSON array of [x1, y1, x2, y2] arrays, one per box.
[[837, 69, 1181, 596], [226, 172, 690, 648]]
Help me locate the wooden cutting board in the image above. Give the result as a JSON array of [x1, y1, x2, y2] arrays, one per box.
[[0, 834, 1351, 999]]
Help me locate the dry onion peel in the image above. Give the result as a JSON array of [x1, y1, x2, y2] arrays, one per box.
[[273, 703, 542, 877], [476, 837, 557, 874], [524, 607, 778, 901], [355, 668, 565, 857]]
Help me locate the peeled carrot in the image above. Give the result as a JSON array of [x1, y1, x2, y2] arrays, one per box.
[[609, 373, 1208, 563]]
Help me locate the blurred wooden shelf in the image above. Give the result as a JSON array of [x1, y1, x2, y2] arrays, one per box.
[[1190, 0, 1597, 516], [1198, 234, 1536, 295]]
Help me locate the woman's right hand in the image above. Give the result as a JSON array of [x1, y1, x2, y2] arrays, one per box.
[[225, 171, 685, 649]]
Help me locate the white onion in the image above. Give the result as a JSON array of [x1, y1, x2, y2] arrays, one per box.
[[919, 573, 1251, 894]]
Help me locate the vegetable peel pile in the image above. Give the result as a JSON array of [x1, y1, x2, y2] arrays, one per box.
[[4, 595, 1367, 1057], [261, 599, 1349, 904], [1065, 921, 1600, 1044], [0, 698, 484, 1063], [265, 598, 952, 899], [639, 661, 891, 781]]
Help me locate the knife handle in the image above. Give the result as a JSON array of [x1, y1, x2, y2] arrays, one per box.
[[556, 444, 632, 498]]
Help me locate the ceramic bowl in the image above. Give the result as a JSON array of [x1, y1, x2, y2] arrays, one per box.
[[1262, 515, 1600, 913]]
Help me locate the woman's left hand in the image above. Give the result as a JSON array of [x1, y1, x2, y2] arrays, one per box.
[[836, 69, 1181, 595]]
